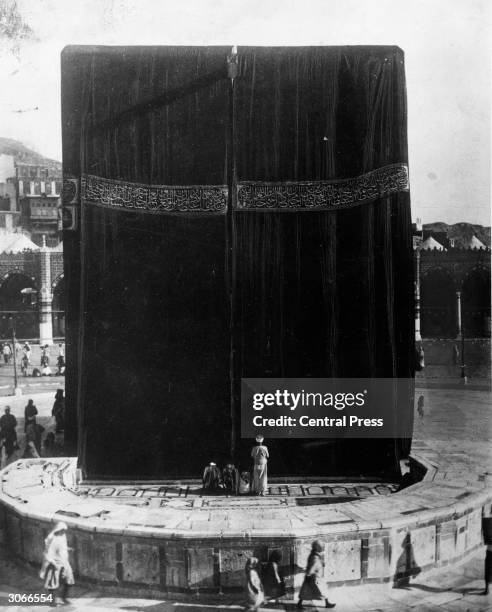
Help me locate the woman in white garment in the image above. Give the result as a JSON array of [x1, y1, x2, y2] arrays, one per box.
[[251, 434, 269, 496], [39, 521, 75, 606], [245, 557, 264, 611]]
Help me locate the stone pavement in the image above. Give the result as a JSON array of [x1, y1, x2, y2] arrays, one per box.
[[0, 387, 491, 610], [0, 546, 490, 611]]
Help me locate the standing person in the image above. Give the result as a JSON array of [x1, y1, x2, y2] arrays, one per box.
[[0, 435, 7, 469], [298, 540, 335, 609], [452, 344, 460, 366], [481, 516, 492, 595], [24, 399, 38, 432], [21, 353, 29, 376], [23, 341, 31, 364], [263, 549, 286, 604], [417, 395, 425, 419], [52, 389, 65, 433], [24, 419, 40, 458], [251, 435, 269, 496], [39, 521, 75, 606], [41, 345, 50, 367], [3, 342, 12, 364], [245, 557, 264, 611], [482, 543, 492, 595], [56, 354, 65, 376], [0, 406, 18, 458]]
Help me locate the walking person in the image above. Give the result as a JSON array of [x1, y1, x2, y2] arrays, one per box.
[[245, 557, 264, 611], [417, 395, 424, 419], [263, 549, 286, 604], [251, 435, 269, 496], [39, 521, 75, 606], [298, 540, 335, 609]]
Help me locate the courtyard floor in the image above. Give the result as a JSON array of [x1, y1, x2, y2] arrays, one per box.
[[0, 385, 491, 611]]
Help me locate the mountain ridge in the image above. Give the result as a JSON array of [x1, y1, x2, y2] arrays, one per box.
[[0, 137, 61, 169], [422, 222, 490, 248]]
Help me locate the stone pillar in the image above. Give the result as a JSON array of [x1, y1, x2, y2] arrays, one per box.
[[39, 235, 53, 345], [456, 291, 462, 340], [415, 249, 422, 342]]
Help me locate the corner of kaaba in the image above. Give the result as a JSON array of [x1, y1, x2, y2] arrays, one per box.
[[60, 45, 414, 481]]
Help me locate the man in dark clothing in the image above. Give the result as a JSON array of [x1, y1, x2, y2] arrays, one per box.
[[203, 462, 221, 492], [0, 406, 18, 457], [52, 389, 65, 433], [24, 399, 38, 432]]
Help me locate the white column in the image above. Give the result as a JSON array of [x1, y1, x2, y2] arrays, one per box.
[[30, 181, 35, 195], [456, 291, 462, 340], [51, 180, 57, 196], [18, 180, 24, 197], [38, 236, 53, 345]]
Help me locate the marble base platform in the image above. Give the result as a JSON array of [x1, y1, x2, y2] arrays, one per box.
[[1, 451, 490, 595]]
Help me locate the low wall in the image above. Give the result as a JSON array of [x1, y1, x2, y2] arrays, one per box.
[[0, 458, 490, 595], [0, 500, 488, 593], [420, 338, 490, 379]]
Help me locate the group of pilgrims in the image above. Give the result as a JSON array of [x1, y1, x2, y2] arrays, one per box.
[[203, 435, 269, 496], [37, 522, 335, 610], [245, 541, 336, 610]]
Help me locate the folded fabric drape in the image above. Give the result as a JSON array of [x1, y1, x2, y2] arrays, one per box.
[[62, 45, 414, 480]]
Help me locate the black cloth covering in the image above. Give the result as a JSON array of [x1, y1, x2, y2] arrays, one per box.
[[61, 46, 414, 480]]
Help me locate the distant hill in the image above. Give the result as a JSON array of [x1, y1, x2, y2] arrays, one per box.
[[423, 222, 490, 248], [0, 137, 61, 170]]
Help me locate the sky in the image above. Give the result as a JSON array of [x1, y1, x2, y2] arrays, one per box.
[[0, 0, 490, 225]]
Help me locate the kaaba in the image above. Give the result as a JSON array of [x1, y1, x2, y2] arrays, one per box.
[[61, 46, 414, 480]]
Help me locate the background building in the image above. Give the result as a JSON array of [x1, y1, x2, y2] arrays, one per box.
[[0, 138, 62, 247], [413, 220, 490, 379]]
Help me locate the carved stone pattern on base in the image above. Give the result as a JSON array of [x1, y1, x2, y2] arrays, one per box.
[[81, 174, 228, 215], [236, 163, 409, 211]]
